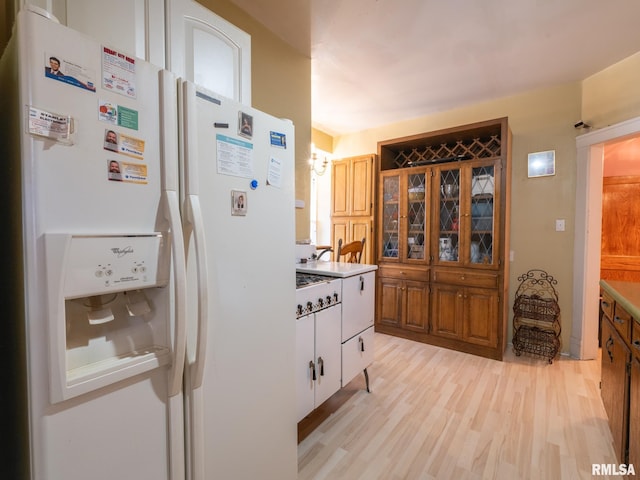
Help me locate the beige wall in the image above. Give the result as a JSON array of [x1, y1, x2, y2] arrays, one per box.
[[331, 82, 582, 352], [582, 52, 640, 129], [197, 0, 312, 240]]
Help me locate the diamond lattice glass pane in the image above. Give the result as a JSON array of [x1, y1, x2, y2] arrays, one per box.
[[439, 169, 460, 261], [470, 166, 495, 263], [382, 176, 399, 258], [407, 174, 425, 259]]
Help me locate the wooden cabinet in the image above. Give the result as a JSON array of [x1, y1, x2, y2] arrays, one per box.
[[331, 155, 375, 263], [630, 354, 640, 470], [599, 284, 640, 466], [375, 118, 511, 360], [376, 266, 429, 336], [600, 315, 631, 463], [379, 168, 430, 263]]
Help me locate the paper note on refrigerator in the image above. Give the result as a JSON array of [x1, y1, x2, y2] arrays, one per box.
[[28, 106, 73, 144], [267, 157, 282, 188], [216, 134, 254, 179]]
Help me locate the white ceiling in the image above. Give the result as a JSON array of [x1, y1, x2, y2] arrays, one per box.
[[229, 0, 640, 136]]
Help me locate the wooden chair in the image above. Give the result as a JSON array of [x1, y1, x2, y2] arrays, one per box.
[[336, 238, 365, 263]]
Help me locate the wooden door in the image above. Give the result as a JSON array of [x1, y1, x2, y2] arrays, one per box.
[[404, 280, 429, 333], [350, 155, 373, 216], [462, 287, 498, 348], [331, 159, 349, 216], [377, 277, 402, 328], [629, 356, 640, 469], [349, 218, 373, 264], [431, 283, 462, 339], [601, 176, 640, 281], [600, 318, 631, 463]]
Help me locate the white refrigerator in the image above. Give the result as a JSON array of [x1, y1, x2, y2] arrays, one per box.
[[0, 7, 297, 480]]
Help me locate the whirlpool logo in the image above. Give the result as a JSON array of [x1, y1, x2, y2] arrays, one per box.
[[111, 246, 134, 258]]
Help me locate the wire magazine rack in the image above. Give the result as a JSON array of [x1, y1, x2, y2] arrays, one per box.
[[512, 269, 561, 363]]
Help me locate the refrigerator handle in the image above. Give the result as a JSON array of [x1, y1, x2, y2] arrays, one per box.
[[165, 190, 188, 397], [183, 81, 210, 389], [185, 194, 209, 389]]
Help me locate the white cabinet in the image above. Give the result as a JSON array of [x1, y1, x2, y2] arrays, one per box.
[[342, 326, 374, 387], [341, 271, 376, 387], [295, 306, 342, 422], [341, 272, 375, 341], [166, 0, 251, 104], [24, 0, 166, 67], [22, 0, 251, 103]]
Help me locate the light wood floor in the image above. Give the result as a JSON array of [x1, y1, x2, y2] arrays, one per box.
[[298, 333, 619, 479]]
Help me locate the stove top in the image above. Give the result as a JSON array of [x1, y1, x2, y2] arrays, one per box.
[[296, 272, 332, 289]]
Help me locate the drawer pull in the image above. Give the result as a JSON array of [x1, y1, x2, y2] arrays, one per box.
[[614, 316, 625, 325], [605, 337, 614, 363], [601, 301, 610, 308], [633, 340, 640, 350]]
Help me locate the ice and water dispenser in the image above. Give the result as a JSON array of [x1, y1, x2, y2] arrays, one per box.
[[45, 233, 173, 403]]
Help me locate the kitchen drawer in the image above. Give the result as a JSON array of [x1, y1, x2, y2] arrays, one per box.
[[600, 290, 614, 320], [341, 326, 374, 387], [432, 269, 498, 289], [378, 265, 429, 282], [613, 303, 632, 344], [632, 318, 640, 359]]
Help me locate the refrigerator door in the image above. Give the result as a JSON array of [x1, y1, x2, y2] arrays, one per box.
[[6, 10, 185, 480], [181, 81, 297, 480]]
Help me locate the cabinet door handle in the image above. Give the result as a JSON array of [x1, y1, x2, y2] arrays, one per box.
[[318, 356, 324, 376], [605, 336, 614, 363], [359, 336, 365, 352], [360, 275, 365, 292], [601, 301, 610, 309], [614, 315, 625, 325], [633, 340, 640, 351], [309, 360, 316, 381]]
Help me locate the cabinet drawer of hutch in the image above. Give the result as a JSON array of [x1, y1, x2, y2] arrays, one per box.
[[600, 290, 614, 320], [432, 269, 498, 288], [613, 303, 633, 344], [632, 318, 640, 358], [378, 265, 429, 282]]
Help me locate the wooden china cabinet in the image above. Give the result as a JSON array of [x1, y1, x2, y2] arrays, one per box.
[[375, 117, 511, 360]]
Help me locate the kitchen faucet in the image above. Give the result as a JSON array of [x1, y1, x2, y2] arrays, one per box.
[[313, 247, 333, 261]]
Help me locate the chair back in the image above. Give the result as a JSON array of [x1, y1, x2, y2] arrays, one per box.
[[336, 238, 365, 263]]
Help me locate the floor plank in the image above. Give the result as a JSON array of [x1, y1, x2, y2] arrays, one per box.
[[298, 333, 619, 479]]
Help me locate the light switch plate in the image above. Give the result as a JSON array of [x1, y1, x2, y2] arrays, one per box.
[[555, 219, 565, 231]]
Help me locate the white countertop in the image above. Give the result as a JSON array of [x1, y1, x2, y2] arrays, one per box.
[[296, 261, 378, 278]]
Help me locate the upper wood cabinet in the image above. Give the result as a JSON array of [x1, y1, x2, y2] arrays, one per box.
[[331, 154, 375, 264], [375, 117, 511, 360], [331, 155, 374, 217]]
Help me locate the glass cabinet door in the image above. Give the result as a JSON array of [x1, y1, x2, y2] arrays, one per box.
[[381, 174, 400, 259], [405, 172, 427, 261], [437, 167, 461, 263], [469, 164, 495, 265]]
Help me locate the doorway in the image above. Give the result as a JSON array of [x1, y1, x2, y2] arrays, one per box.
[[572, 115, 640, 359]]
